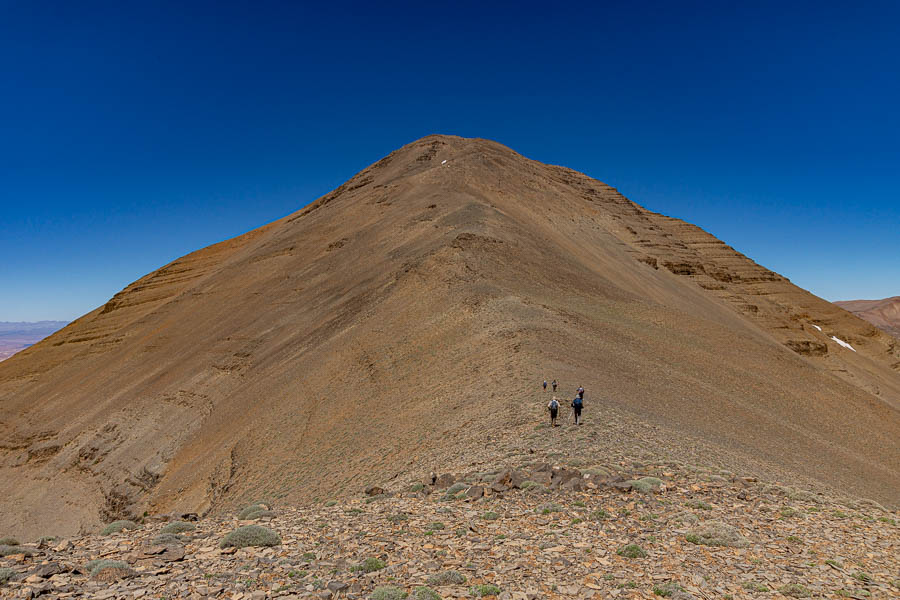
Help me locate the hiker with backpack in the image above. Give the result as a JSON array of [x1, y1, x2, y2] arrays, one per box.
[[547, 396, 560, 426], [572, 393, 584, 425], [543, 380, 548, 391], [551, 379, 558, 392]]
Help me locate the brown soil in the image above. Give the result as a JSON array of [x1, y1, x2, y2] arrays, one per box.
[[0, 135, 898, 541]]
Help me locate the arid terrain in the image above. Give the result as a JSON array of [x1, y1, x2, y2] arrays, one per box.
[[835, 297, 900, 339], [1, 429, 898, 599], [1, 135, 898, 546], [0, 322, 68, 361]]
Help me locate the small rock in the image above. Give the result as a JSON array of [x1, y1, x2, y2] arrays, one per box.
[[327, 581, 349, 592], [466, 485, 485, 500], [32, 562, 65, 578], [364, 485, 385, 497]]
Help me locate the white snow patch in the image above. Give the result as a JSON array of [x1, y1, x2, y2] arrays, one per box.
[[441, 159, 447, 165], [812, 324, 822, 331], [830, 335, 856, 352]]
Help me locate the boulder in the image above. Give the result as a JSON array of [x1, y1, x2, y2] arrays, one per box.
[[434, 474, 455, 489], [364, 485, 385, 496], [466, 485, 485, 500], [561, 477, 584, 492], [529, 464, 553, 486], [549, 466, 582, 488]]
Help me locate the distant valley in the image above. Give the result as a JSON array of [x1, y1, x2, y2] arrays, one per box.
[[0, 321, 69, 361], [835, 297, 900, 338]]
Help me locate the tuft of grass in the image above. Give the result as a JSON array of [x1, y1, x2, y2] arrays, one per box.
[[408, 483, 425, 493], [387, 513, 409, 523], [780, 506, 801, 518], [685, 521, 749, 547], [779, 584, 811, 598], [101, 520, 140, 535], [852, 572, 872, 583], [592, 509, 610, 520], [84, 559, 130, 576], [160, 521, 196, 534], [428, 521, 445, 530], [241, 506, 276, 520], [302, 551, 317, 560], [616, 543, 647, 559], [537, 503, 563, 515], [0, 538, 19, 546], [413, 586, 441, 600], [324, 500, 338, 507], [825, 559, 843, 568], [687, 500, 712, 510], [371, 586, 408, 600], [366, 494, 389, 504], [653, 582, 684, 597], [628, 477, 663, 493], [445, 483, 468, 495], [469, 584, 501, 597], [238, 503, 267, 519], [482, 511, 499, 520], [742, 582, 769, 593], [0, 545, 32, 557], [151, 533, 186, 545], [0, 568, 14, 583], [350, 557, 385, 573], [219, 525, 280, 549], [427, 570, 466, 586]]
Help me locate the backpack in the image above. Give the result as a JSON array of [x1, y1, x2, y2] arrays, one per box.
[[549, 400, 559, 410], [573, 396, 583, 407]]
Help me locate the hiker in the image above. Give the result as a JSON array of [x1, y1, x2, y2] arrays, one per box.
[[543, 380, 548, 391], [548, 396, 560, 426], [577, 386, 584, 398], [551, 379, 558, 392], [572, 393, 584, 425]]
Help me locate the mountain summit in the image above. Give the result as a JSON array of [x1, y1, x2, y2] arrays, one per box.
[[1, 135, 898, 539]]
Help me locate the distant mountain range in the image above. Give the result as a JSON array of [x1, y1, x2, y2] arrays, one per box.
[[835, 297, 900, 338], [0, 321, 69, 361]]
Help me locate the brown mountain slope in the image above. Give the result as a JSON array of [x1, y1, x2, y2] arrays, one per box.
[[836, 297, 900, 339], [1, 135, 898, 540]]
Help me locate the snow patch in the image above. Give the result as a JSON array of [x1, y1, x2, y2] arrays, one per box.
[[830, 336, 856, 352], [441, 159, 447, 165], [812, 324, 822, 331]]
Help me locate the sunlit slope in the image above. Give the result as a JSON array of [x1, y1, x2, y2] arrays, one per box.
[[1, 135, 897, 539]]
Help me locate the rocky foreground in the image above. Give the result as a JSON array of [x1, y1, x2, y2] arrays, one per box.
[[1, 452, 898, 600]]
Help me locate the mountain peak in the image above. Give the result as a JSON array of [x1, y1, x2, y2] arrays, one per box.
[[1, 137, 898, 539]]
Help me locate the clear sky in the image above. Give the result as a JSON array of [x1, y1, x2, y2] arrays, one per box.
[[2, 1, 898, 322]]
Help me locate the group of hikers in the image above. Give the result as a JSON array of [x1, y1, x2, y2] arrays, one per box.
[[542, 379, 585, 426]]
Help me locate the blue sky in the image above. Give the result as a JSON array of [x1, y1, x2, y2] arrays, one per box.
[[2, 1, 898, 321]]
